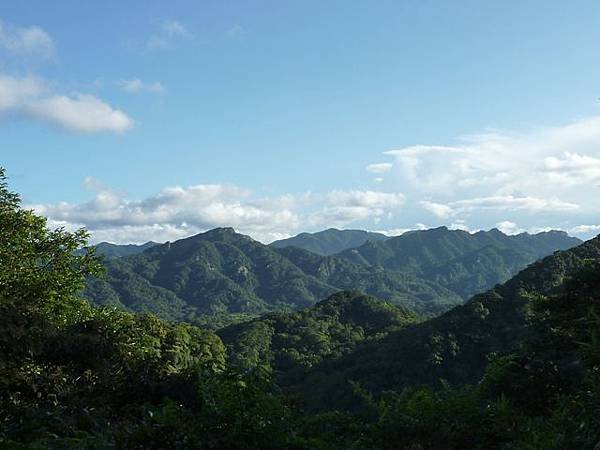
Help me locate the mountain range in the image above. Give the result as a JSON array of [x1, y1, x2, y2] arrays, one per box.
[[5, 163, 600, 448], [84, 226, 581, 321], [270, 228, 389, 255], [223, 233, 600, 410]]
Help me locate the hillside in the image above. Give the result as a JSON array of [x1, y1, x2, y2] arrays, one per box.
[[93, 241, 158, 258], [292, 234, 600, 410], [84, 228, 460, 320], [84, 227, 582, 321], [336, 227, 581, 299], [270, 228, 388, 255], [219, 291, 417, 387]]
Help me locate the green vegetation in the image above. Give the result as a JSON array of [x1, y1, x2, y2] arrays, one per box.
[[270, 228, 389, 255], [84, 225, 580, 321], [2, 168, 599, 449], [219, 291, 418, 396], [77, 241, 158, 258], [337, 225, 581, 300]]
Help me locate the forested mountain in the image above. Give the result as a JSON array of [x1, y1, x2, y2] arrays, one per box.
[[219, 291, 417, 387], [83, 228, 459, 320], [80, 241, 158, 258], [95, 241, 158, 258], [337, 226, 581, 299], [270, 228, 388, 255], [3, 168, 600, 449], [284, 234, 600, 410], [84, 227, 581, 321]]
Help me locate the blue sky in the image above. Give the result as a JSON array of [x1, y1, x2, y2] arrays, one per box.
[[2, 1, 600, 243]]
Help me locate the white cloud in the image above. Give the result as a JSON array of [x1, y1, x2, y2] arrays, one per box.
[[383, 117, 600, 207], [325, 190, 404, 209], [0, 75, 44, 109], [366, 162, 392, 174], [539, 152, 600, 186], [27, 94, 134, 133], [144, 20, 192, 51], [369, 116, 600, 234], [496, 221, 524, 235], [0, 19, 55, 60], [118, 78, 165, 94], [570, 224, 600, 235], [0, 75, 134, 134], [32, 183, 405, 244], [378, 223, 428, 237], [450, 195, 578, 213], [316, 190, 404, 225], [420, 200, 453, 219], [421, 195, 577, 219]]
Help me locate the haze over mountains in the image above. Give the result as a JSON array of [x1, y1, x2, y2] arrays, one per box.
[[84, 226, 581, 322]]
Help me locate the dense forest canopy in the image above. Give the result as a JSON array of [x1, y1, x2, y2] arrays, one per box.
[[83, 225, 580, 324], [1, 168, 599, 449]]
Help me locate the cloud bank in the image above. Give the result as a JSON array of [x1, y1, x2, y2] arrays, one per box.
[[367, 116, 600, 239], [31, 182, 406, 244]]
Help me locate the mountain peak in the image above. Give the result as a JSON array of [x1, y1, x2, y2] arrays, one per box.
[[197, 227, 251, 241]]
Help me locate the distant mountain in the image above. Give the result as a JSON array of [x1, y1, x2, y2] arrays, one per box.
[[291, 234, 599, 410], [270, 228, 388, 255], [336, 227, 581, 300], [85, 241, 158, 258], [84, 228, 462, 320]]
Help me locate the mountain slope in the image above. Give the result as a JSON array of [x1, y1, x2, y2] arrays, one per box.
[[219, 291, 417, 387], [93, 241, 158, 258], [270, 228, 388, 255], [295, 234, 600, 409], [336, 227, 581, 299], [76, 241, 158, 258], [85, 229, 463, 319], [85, 228, 336, 320], [85, 227, 582, 321]]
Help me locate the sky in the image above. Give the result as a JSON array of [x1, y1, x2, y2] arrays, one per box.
[[2, 0, 600, 243]]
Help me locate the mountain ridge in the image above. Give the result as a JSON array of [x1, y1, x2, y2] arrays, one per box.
[[84, 226, 582, 322], [270, 228, 389, 255]]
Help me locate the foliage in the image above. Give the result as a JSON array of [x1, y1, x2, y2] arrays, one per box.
[[84, 225, 579, 322], [2, 167, 600, 449], [270, 228, 389, 256]]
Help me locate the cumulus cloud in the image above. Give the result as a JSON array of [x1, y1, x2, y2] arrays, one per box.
[[0, 74, 134, 133], [0, 19, 55, 60], [539, 152, 600, 186], [364, 116, 600, 234], [117, 78, 165, 94], [382, 119, 600, 205], [32, 182, 405, 244]]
